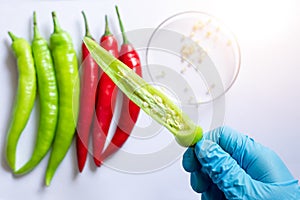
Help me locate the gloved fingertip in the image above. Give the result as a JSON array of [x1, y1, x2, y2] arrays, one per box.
[[190, 171, 211, 193], [182, 147, 201, 172], [202, 184, 226, 200]]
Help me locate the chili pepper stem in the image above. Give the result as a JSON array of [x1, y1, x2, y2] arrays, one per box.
[[81, 11, 93, 38], [52, 11, 62, 33], [115, 6, 129, 44], [33, 11, 42, 39], [8, 31, 18, 41]]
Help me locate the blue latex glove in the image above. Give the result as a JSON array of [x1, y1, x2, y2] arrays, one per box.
[[182, 126, 300, 200]]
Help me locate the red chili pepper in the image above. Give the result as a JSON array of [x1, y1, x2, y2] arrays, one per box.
[[92, 15, 119, 166], [76, 11, 100, 172], [100, 6, 142, 162]]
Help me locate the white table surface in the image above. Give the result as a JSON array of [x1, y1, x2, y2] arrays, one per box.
[[0, 0, 299, 199]]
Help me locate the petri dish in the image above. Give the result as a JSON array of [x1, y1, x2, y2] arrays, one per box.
[[145, 11, 241, 105]]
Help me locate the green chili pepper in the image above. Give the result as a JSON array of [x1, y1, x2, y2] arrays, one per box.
[[45, 12, 79, 186], [83, 37, 202, 147], [6, 32, 37, 171], [15, 12, 59, 175]]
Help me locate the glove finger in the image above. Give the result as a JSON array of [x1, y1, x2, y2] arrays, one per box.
[[195, 139, 255, 200], [190, 170, 212, 193], [201, 184, 226, 200], [182, 147, 201, 172]]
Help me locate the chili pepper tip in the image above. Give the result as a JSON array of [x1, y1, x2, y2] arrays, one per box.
[[94, 158, 102, 167], [45, 178, 51, 186]]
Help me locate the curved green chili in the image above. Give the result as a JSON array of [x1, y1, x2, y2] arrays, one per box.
[[6, 32, 37, 171], [15, 12, 58, 175], [45, 11, 79, 186]]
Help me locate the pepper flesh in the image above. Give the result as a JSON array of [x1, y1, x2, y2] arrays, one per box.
[[84, 37, 202, 147], [92, 15, 119, 166], [76, 11, 100, 172], [45, 12, 79, 186], [15, 12, 58, 175], [6, 32, 37, 171]]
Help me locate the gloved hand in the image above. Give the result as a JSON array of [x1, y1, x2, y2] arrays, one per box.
[[182, 126, 300, 200]]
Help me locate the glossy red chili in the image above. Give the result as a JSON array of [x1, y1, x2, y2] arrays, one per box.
[[92, 15, 119, 166], [76, 11, 99, 172], [101, 6, 142, 161]]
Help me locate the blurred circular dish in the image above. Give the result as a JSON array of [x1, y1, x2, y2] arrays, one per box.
[[146, 11, 241, 105]]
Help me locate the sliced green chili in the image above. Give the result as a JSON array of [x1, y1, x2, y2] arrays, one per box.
[[6, 32, 37, 171], [84, 37, 202, 147], [45, 12, 79, 186], [15, 12, 58, 175]]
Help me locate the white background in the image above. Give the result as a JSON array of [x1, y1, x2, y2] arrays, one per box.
[[0, 0, 299, 199]]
